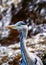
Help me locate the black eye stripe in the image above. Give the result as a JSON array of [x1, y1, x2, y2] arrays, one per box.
[[15, 21, 26, 26], [18, 24, 20, 26], [17, 22, 26, 26], [20, 22, 26, 25]]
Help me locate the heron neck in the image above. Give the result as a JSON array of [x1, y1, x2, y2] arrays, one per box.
[[20, 30, 43, 65], [20, 30, 28, 65]]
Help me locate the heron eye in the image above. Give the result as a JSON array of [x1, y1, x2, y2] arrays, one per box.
[[18, 24, 20, 26]]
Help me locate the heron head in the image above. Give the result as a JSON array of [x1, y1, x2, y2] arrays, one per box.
[[5, 21, 28, 32]]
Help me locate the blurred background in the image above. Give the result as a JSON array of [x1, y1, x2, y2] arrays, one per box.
[[0, 0, 46, 65]]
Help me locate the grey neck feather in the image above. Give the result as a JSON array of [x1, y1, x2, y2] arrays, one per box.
[[20, 28, 28, 65], [20, 26, 43, 65]]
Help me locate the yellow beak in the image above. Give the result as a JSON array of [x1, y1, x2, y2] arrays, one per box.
[[5, 25, 15, 29]]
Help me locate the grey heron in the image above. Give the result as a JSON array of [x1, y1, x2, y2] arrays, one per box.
[[5, 21, 43, 65]]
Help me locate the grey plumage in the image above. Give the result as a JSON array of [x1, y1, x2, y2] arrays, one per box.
[[5, 21, 43, 65]]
